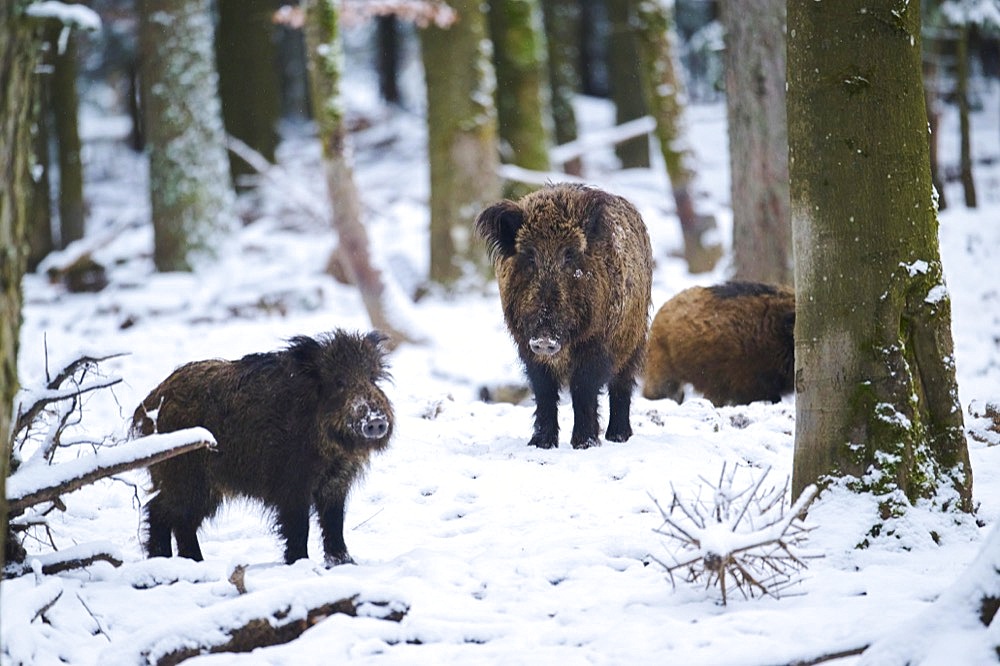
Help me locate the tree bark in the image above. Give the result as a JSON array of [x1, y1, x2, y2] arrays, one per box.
[[607, 0, 649, 168], [51, 23, 86, 245], [539, 0, 582, 175], [720, 0, 791, 286], [216, 0, 281, 189], [488, 0, 552, 197], [139, 0, 236, 271], [1, 0, 42, 598], [956, 23, 977, 208], [632, 0, 722, 275], [28, 66, 54, 271], [420, 0, 501, 285], [376, 15, 402, 105], [788, 0, 972, 515]]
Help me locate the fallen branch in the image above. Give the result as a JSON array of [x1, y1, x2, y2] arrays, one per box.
[[550, 115, 657, 165], [8, 428, 216, 515], [4, 542, 124, 579]]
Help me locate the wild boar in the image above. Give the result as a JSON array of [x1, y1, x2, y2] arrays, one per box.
[[132, 330, 393, 566], [642, 281, 795, 406], [476, 183, 653, 449]]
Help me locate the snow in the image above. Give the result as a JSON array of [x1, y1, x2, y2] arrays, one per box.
[[5, 34, 1000, 666], [24, 1, 101, 32]]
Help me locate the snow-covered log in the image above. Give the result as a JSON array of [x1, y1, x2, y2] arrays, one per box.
[[859, 523, 1000, 664], [7, 428, 216, 514], [1, 579, 65, 664], [3, 542, 123, 579], [100, 579, 409, 664]]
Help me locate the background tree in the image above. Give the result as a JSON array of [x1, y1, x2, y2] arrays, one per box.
[[420, 0, 501, 285], [49, 17, 86, 246], [28, 71, 54, 271], [632, 0, 722, 274], [139, 0, 235, 271], [719, 0, 790, 285], [539, 0, 582, 175], [216, 0, 281, 189], [787, 0, 973, 516], [488, 0, 552, 194], [607, 0, 650, 168], [376, 15, 403, 105]]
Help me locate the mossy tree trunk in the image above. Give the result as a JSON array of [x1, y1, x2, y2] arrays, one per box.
[[788, 0, 973, 516], [139, 0, 236, 271], [216, 0, 281, 189], [488, 0, 552, 197], [719, 0, 791, 286], [51, 21, 86, 246], [302, 0, 416, 347], [1, 0, 42, 587], [420, 0, 501, 285], [539, 0, 581, 175], [632, 0, 722, 275], [607, 0, 649, 168]]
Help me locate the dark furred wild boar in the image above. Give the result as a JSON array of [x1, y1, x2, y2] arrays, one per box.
[[133, 330, 393, 566], [476, 183, 653, 449], [642, 281, 795, 406]]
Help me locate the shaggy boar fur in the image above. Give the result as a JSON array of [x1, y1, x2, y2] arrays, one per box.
[[133, 330, 393, 566], [476, 183, 653, 449], [642, 281, 795, 406]]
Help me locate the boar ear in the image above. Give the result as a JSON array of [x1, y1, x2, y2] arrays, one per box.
[[581, 188, 614, 242], [287, 335, 325, 378], [476, 200, 523, 261]]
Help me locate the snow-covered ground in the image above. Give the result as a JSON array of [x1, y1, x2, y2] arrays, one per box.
[[4, 47, 1000, 665]]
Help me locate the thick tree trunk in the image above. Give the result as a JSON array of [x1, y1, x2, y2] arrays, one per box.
[[720, 0, 791, 286], [607, 0, 649, 169], [51, 25, 85, 245], [216, 0, 281, 189], [632, 0, 722, 275], [788, 0, 972, 515], [488, 0, 552, 196], [539, 0, 582, 175], [1, 0, 42, 594], [140, 0, 236, 271], [302, 0, 419, 348], [420, 0, 501, 285]]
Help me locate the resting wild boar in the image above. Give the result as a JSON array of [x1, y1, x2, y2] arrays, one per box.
[[476, 183, 653, 449], [133, 330, 393, 566], [642, 281, 795, 406]]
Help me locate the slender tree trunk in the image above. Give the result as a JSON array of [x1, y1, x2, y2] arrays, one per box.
[[488, 0, 552, 197], [956, 23, 977, 208], [302, 0, 418, 347], [216, 0, 281, 189], [720, 0, 791, 286], [140, 0, 236, 271], [51, 24, 85, 245], [1, 0, 42, 588], [28, 70, 54, 271], [632, 0, 722, 274], [788, 0, 972, 515], [420, 0, 501, 285], [607, 0, 649, 168], [923, 34, 947, 211], [376, 15, 402, 105], [539, 0, 582, 175]]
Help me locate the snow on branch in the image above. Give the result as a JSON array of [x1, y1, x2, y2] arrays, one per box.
[[4, 542, 124, 579], [649, 463, 820, 605], [24, 1, 101, 31], [7, 428, 216, 515], [550, 116, 657, 165], [100, 579, 409, 664]]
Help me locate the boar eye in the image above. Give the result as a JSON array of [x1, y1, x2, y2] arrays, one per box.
[[520, 248, 537, 269]]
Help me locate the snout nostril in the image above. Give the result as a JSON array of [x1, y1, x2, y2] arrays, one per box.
[[362, 416, 389, 439], [529, 337, 561, 357]]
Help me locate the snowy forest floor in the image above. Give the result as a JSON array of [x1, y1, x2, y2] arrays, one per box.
[[4, 76, 1000, 664]]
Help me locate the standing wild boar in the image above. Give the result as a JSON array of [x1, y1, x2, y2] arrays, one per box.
[[476, 183, 653, 449], [133, 330, 393, 566], [642, 281, 795, 406]]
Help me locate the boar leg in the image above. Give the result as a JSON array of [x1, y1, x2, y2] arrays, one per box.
[[569, 346, 611, 449], [144, 496, 174, 558], [525, 360, 560, 448], [277, 502, 312, 564], [606, 373, 634, 442]]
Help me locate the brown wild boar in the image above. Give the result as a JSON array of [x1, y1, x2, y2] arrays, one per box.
[[133, 331, 393, 566], [476, 183, 653, 449], [642, 281, 795, 406]]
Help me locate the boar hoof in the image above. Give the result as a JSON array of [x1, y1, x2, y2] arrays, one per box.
[[325, 552, 357, 567], [527, 434, 558, 449], [605, 430, 631, 443], [529, 337, 562, 357], [571, 437, 601, 450]]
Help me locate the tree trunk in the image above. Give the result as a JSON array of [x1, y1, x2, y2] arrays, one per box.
[[1, 0, 42, 593], [28, 68, 54, 271], [956, 23, 977, 208], [539, 0, 582, 175], [51, 23, 85, 245], [488, 0, 552, 197], [139, 0, 236, 271], [302, 0, 419, 348], [924, 40, 947, 211], [216, 0, 281, 190], [788, 0, 972, 516], [420, 0, 501, 285], [632, 0, 722, 275], [376, 15, 402, 105], [720, 0, 791, 286], [607, 0, 649, 168]]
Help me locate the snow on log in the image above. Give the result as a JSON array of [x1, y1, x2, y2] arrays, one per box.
[[859, 523, 1000, 665], [7, 428, 216, 514], [1, 579, 65, 664], [4, 542, 123, 579], [99, 578, 409, 665]]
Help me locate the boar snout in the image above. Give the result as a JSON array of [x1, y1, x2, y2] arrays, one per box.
[[529, 336, 562, 357], [355, 403, 391, 440]]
